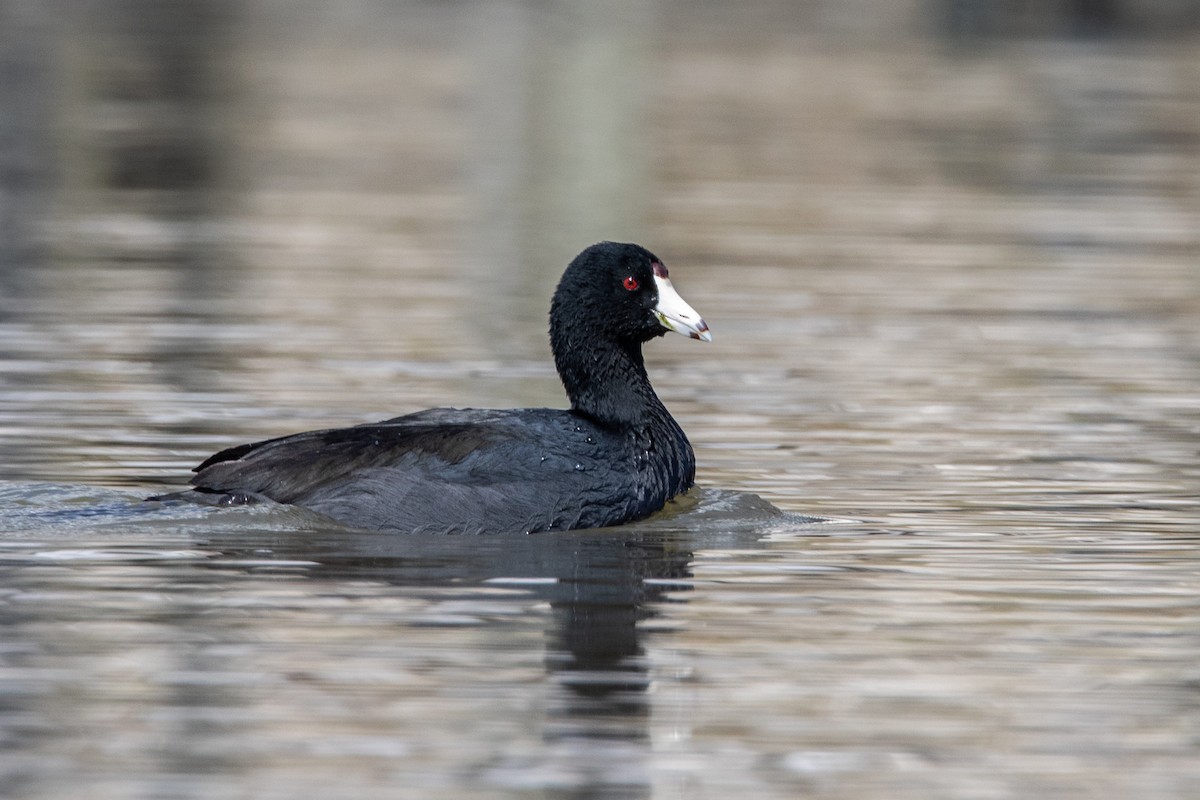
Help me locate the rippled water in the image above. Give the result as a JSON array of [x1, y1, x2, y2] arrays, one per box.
[[2, 4, 1199, 799]]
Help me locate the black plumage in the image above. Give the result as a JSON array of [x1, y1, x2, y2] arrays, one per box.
[[155, 242, 711, 533]]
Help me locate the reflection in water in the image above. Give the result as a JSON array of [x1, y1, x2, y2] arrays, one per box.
[[0, 3, 53, 293], [0, 485, 794, 798], [467, 0, 654, 349], [195, 499, 724, 797], [535, 539, 690, 799], [72, 1, 243, 390]]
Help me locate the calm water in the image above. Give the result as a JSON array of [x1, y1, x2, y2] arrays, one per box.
[[2, 4, 1199, 799]]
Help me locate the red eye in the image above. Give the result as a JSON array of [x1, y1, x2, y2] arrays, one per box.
[[622, 276, 640, 291]]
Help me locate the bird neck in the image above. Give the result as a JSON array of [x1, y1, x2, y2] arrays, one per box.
[[556, 336, 669, 428]]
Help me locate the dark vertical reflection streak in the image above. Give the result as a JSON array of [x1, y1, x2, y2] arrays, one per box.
[[466, 0, 654, 353], [0, 0, 53, 297], [204, 522, 709, 799]]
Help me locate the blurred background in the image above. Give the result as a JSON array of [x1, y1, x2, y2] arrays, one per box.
[[1, 4, 1199, 798], [1, 0, 1196, 504]]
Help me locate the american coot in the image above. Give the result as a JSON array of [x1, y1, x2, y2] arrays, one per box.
[[156, 242, 711, 533]]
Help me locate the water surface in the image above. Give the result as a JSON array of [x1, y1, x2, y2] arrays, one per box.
[[1, 4, 1198, 799]]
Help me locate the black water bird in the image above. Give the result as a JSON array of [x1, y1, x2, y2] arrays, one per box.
[[153, 242, 711, 533]]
